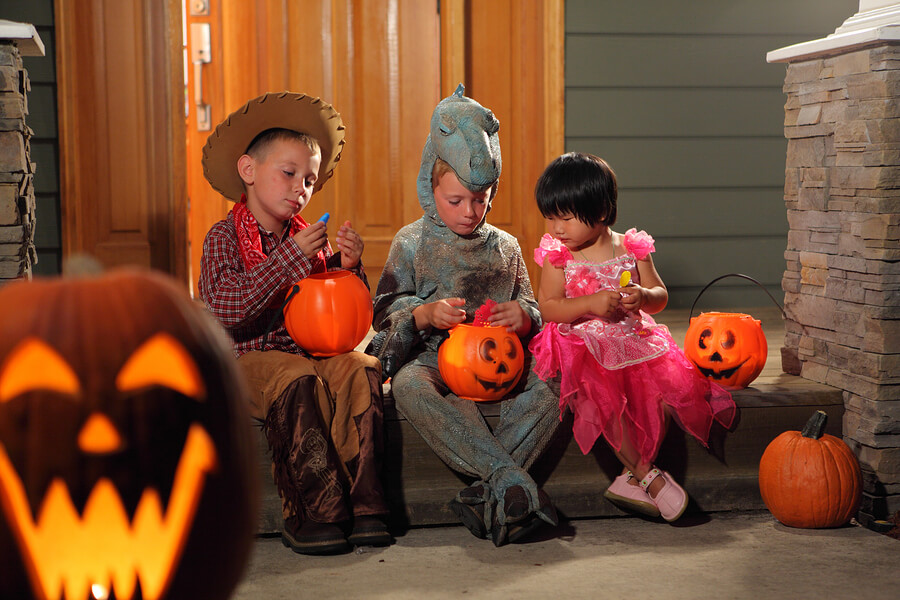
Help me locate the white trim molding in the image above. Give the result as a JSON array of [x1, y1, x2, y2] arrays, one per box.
[[0, 20, 45, 57], [768, 1, 900, 63]]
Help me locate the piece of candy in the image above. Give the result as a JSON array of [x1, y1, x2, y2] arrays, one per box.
[[317, 212, 330, 224], [619, 271, 631, 287], [472, 299, 497, 326]]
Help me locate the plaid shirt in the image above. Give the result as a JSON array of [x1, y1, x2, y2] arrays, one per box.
[[199, 212, 368, 357]]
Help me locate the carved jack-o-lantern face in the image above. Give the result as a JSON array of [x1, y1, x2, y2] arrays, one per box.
[[0, 270, 257, 600], [438, 325, 525, 402], [684, 312, 767, 389]]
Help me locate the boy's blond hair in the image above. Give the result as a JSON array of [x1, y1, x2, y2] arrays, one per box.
[[432, 157, 498, 199], [246, 128, 320, 161]]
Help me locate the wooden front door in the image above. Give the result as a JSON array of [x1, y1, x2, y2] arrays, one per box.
[[184, 0, 563, 296], [184, 0, 443, 296], [56, 1, 562, 292]]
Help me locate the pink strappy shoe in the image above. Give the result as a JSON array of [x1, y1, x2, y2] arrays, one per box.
[[640, 468, 688, 522], [603, 471, 661, 517]]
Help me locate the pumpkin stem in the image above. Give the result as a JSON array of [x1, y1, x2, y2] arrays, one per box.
[[800, 410, 828, 440]]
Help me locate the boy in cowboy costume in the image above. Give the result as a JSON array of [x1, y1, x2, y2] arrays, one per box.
[[199, 92, 390, 555]]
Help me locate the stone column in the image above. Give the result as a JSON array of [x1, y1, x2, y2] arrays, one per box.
[[769, 1, 900, 523], [0, 20, 44, 283]]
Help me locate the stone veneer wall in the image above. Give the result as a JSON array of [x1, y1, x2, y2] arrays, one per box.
[[780, 43, 900, 519], [0, 41, 36, 282]]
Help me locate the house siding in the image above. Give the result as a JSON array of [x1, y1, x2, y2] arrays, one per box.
[[565, 0, 860, 308], [0, 0, 864, 291]]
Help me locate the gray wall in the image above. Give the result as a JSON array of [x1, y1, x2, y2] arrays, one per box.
[[565, 0, 859, 309], [1, 0, 59, 276]]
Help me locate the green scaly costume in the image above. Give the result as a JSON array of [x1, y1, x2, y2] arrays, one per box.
[[367, 86, 560, 546]]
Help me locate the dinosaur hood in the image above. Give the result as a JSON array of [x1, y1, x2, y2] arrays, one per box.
[[416, 85, 502, 229]]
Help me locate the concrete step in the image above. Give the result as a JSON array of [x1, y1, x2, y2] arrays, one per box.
[[252, 306, 845, 533]]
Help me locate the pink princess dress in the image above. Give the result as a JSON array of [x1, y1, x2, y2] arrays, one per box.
[[529, 230, 736, 465]]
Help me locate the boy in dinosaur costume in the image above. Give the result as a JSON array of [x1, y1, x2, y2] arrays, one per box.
[[368, 86, 560, 546]]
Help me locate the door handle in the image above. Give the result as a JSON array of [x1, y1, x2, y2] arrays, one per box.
[[190, 23, 212, 131]]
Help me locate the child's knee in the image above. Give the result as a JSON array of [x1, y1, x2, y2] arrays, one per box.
[[390, 369, 435, 409], [337, 350, 381, 374]]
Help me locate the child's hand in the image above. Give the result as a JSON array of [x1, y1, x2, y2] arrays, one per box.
[[590, 290, 622, 318], [293, 221, 328, 260], [419, 298, 466, 330], [488, 300, 531, 336], [619, 284, 645, 312], [335, 220, 364, 269]]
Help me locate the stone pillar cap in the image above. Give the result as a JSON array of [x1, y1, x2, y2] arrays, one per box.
[[767, 2, 900, 63], [0, 20, 45, 57]]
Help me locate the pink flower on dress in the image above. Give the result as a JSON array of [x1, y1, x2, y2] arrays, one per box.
[[623, 228, 655, 260], [566, 266, 601, 297], [534, 233, 574, 267]]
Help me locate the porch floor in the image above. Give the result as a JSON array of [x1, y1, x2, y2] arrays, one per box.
[[233, 510, 900, 600], [234, 306, 899, 599]]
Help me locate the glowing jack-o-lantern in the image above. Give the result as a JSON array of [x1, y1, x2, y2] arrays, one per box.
[[438, 324, 525, 402], [283, 270, 373, 357], [0, 270, 257, 600], [684, 312, 767, 389]]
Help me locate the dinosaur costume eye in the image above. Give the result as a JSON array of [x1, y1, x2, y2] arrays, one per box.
[[0, 270, 257, 600], [439, 114, 457, 135]]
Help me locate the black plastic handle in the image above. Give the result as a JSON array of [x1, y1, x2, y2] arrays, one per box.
[[689, 273, 786, 321]]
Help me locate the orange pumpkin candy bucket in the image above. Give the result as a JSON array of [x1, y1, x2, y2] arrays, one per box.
[[683, 274, 784, 390], [438, 301, 526, 402], [438, 324, 525, 402], [282, 270, 373, 357]]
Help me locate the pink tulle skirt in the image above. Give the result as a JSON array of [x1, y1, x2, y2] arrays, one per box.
[[529, 322, 736, 465]]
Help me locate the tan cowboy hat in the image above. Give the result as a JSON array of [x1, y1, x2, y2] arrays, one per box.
[[201, 92, 345, 201]]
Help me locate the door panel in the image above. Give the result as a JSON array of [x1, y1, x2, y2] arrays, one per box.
[[57, 0, 186, 280], [466, 0, 565, 288]]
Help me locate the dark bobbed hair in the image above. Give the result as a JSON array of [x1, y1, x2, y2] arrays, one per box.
[[534, 152, 617, 227]]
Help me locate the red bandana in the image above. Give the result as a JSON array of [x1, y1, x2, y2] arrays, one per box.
[[230, 195, 325, 271]]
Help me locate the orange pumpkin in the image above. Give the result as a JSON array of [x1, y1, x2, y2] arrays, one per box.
[[0, 269, 257, 600], [283, 270, 373, 357], [684, 312, 767, 389], [438, 324, 525, 402], [759, 411, 862, 529]]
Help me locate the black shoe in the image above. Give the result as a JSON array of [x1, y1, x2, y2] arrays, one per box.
[[534, 489, 559, 528], [502, 489, 558, 546], [449, 485, 488, 539], [281, 516, 350, 555], [502, 485, 531, 524], [348, 515, 393, 547], [505, 513, 546, 544]]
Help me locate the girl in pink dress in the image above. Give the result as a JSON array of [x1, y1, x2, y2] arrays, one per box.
[[529, 152, 736, 522]]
